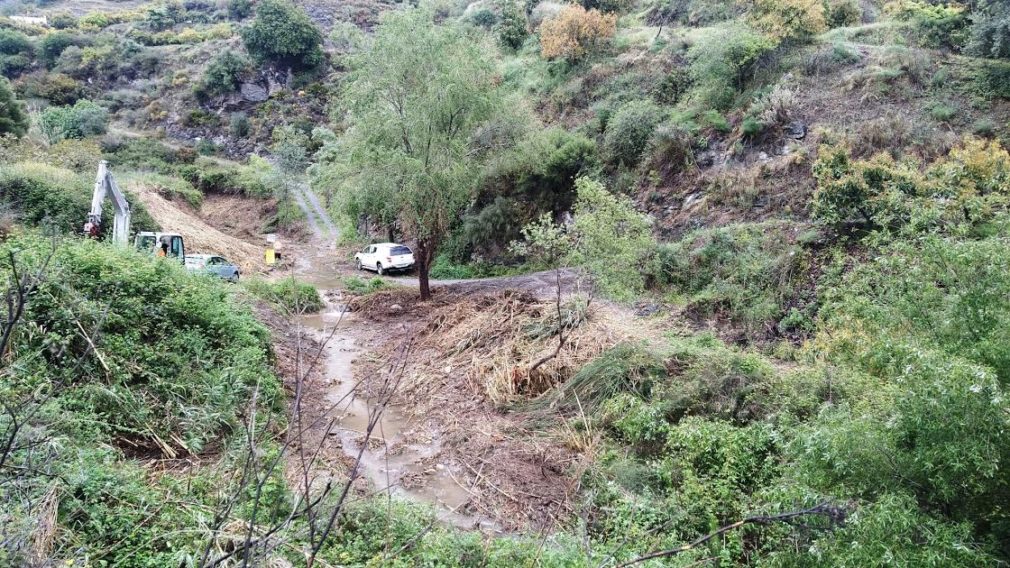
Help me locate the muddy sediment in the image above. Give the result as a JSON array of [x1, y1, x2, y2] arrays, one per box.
[[291, 248, 497, 530], [281, 244, 645, 532]]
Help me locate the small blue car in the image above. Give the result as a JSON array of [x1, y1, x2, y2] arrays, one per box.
[[184, 254, 241, 282]]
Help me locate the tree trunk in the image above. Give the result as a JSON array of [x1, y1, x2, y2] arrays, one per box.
[[416, 239, 433, 300]]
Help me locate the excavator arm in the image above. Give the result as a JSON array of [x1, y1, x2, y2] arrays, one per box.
[[86, 161, 131, 245]]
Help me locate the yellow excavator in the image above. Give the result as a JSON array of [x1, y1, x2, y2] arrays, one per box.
[[85, 161, 186, 262]]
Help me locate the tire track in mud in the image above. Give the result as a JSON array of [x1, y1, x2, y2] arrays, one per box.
[[289, 180, 339, 242]]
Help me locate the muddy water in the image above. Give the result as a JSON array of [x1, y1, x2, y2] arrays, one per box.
[[294, 248, 491, 530]]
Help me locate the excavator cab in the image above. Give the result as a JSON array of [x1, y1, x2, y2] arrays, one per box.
[[135, 231, 186, 263], [87, 162, 187, 263]]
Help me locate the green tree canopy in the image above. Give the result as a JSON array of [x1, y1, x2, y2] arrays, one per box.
[[240, 0, 324, 71], [321, 10, 504, 299], [0, 78, 29, 138]]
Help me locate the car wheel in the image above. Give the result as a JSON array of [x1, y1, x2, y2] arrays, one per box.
[[377, 263, 385, 276], [356, 259, 363, 271]]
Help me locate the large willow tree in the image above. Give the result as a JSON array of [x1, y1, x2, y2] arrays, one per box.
[[332, 10, 503, 299]]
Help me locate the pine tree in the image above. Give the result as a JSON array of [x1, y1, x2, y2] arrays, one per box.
[[0, 77, 28, 138]]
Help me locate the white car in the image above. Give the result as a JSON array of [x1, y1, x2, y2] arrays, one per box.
[[184, 254, 241, 282], [354, 243, 415, 275]]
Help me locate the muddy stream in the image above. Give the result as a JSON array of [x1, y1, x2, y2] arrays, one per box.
[[293, 248, 494, 530]]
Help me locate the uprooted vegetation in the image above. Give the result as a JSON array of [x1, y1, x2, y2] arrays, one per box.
[[347, 286, 665, 530]]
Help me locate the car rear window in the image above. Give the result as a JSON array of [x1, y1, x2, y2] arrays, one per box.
[[391, 246, 412, 255]]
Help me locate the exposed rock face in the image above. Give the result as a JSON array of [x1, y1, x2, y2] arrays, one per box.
[[786, 120, 807, 140], [240, 82, 268, 102]]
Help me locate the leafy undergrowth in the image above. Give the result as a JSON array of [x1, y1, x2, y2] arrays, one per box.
[[571, 232, 1010, 565], [428, 254, 529, 280], [0, 232, 283, 564], [244, 277, 323, 314], [656, 220, 821, 341], [341, 274, 392, 295], [0, 161, 158, 235]]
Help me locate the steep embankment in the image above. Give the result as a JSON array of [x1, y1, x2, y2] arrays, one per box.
[[128, 180, 265, 272]]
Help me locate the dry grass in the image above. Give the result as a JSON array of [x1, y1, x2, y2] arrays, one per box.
[[414, 291, 621, 405], [29, 485, 59, 565]]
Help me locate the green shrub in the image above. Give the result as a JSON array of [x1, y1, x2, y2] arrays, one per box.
[[809, 236, 1010, 548], [741, 115, 763, 137], [972, 117, 997, 137], [968, 2, 1010, 60], [38, 99, 109, 143], [803, 41, 861, 76], [38, 31, 80, 68], [892, 0, 969, 51], [470, 7, 497, 28], [196, 49, 251, 98], [659, 333, 777, 422], [0, 162, 157, 234], [927, 101, 956, 121], [702, 109, 730, 132], [654, 67, 692, 104], [0, 28, 33, 57], [0, 53, 30, 76], [0, 77, 28, 138], [642, 121, 694, 175], [581, 0, 628, 13], [646, 0, 738, 27], [569, 177, 656, 299], [656, 221, 810, 334], [145, 1, 186, 31], [14, 71, 82, 105], [179, 154, 280, 199], [241, 0, 324, 71], [663, 417, 780, 500], [271, 124, 310, 172], [0, 136, 102, 171], [602, 100, 664, 167], [0, 233, 286, 563], [49, 13, 79, 30], [228, 0, 254, 19], [814, 138, 1010, 233], [768, 494, 1000, 565], [746, 0, 826, 41], [245, 277, 323, 313], [824, 0, 860, 28], [102, 136, 194, 171], [688, 22, 777, 111], [551, 342, 667, 411], [811, 144, 916, 227], [122, 171, 203, 207], [480, 127, 598, 232], [230, 111, 251, 137], [496, 0, 528, 49], [55, 39, 160, 82], [342, 275, 393, 294], [973, 59, 1010, 100], [182, 109, 217, 128], [0, 29, 33, 76]]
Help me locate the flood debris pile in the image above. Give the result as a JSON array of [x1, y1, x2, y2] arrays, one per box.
[[348, 286, 664, 530]]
